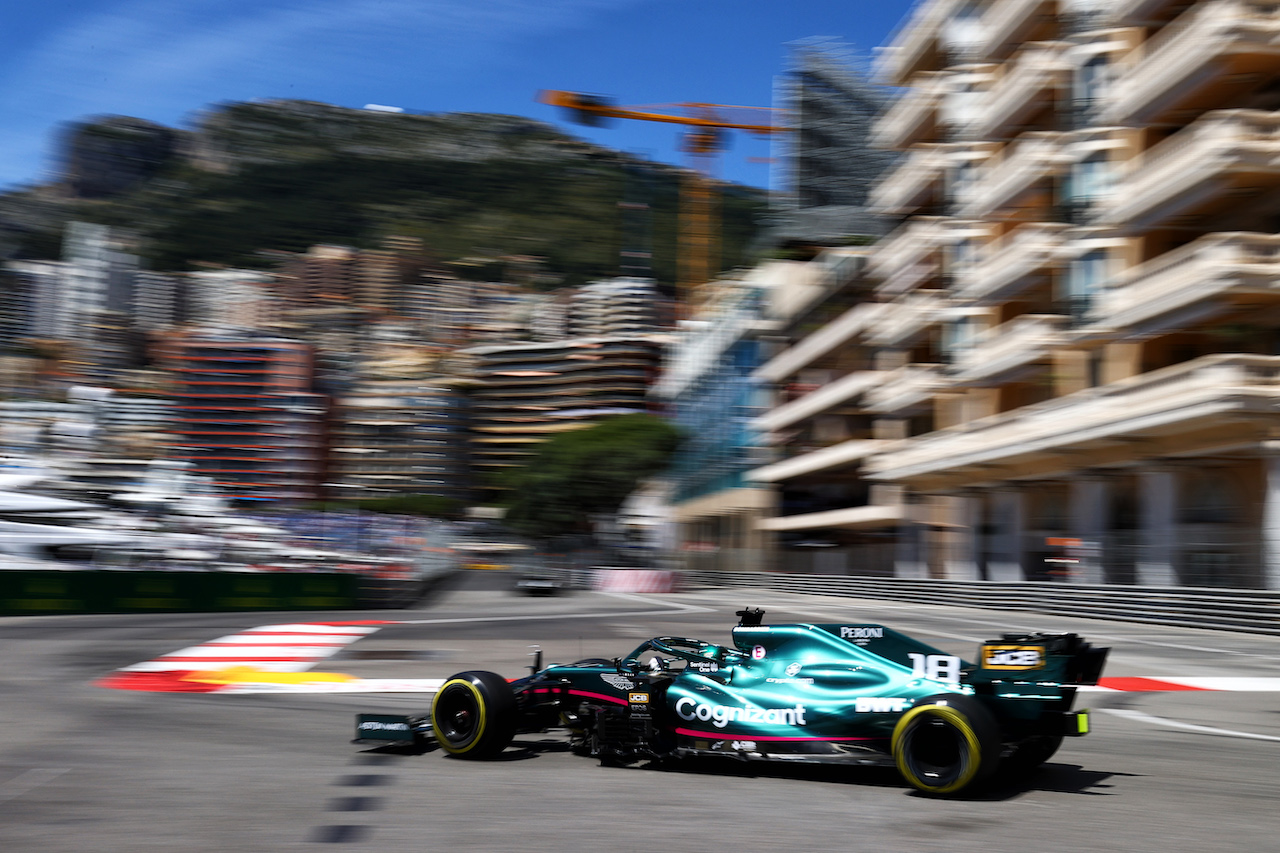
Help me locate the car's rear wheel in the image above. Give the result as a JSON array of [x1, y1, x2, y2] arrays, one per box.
[[891, 695, 1001, 796], [1003, 734, 1063, 776], [431, 671, 516, 759]]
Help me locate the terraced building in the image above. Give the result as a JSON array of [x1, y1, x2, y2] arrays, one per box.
[[841, 0, 1280, 588], [463, 336, 663, 491]]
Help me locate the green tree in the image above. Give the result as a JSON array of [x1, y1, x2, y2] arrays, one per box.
[[503, 414, 681, 539]]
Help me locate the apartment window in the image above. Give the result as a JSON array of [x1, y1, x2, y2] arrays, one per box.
[[1065, 249, 1108, 318], [1077, 55, 1108, 100], [954, 239, 979, 277], [943, 1, 984, 62], [951, 159, 976, 208], [1072, 153, 1110, 202], [943, 316, 978, 361]]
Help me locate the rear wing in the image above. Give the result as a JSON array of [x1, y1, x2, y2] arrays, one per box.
[[975, 632, 1108, 685]]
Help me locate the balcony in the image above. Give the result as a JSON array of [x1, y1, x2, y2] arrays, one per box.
[[1100, 0, 1188, 27], [1097, 109, 1280, 229], [954, 222, 1069, 303], [757, 503, 904, 532], [755, 303, 889, 384], [969, 43, 1070, 140], [1093, 231, 1280, 332], [869, 217, 953, 296], [876, 0, 965, 86], [864, 365, 947, 414], [1103, 0, 1280, 126], [867, 290, 949, 347], [978, 0, 1058, 61], [949, 314, 1069, 384], [957, 132, 1067, 217], [749, 439, 889, 484], [867, 354, 1280, 484], [873, 74, 950, 150], [870, 144, 951, 214], [753, 370, 883, 434]]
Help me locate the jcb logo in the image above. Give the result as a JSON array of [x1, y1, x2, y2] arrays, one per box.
[[981, 645, 1044, 670]]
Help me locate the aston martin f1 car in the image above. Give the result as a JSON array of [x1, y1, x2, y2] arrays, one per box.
[[354, 609, 1108, 796]]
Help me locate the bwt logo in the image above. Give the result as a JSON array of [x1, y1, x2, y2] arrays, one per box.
[[854, 697, 909, 713], [840, 627, 883, 639]]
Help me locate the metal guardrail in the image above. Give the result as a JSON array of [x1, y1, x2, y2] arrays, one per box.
[[678, 570, 1280, 636]]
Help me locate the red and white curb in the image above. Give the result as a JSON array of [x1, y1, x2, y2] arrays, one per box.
[[95, 621, 401, 693], [1083, 677, 1280, 692]]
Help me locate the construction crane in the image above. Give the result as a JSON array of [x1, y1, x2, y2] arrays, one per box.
[[537, 90, 785, 309]]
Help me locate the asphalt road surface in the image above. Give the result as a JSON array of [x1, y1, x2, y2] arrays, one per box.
[[2, 569, 1278, 852]]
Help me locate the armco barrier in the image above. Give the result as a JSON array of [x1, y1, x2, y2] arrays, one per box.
[[0, 570, 359, 616], [678, 570, 1280, 636]]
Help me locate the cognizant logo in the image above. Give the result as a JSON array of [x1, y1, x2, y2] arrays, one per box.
[[675, 697, 808, 728]]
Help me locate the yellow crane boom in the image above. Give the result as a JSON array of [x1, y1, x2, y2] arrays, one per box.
[[537, 90, 785, 308]]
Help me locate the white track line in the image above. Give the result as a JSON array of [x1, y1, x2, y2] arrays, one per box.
[[394, 607, 717, 626], [1100, 709, 1280, 743], [0, 768, 70, 803], [219, 678, 446, 695]]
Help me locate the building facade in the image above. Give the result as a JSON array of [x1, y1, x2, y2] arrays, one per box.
[[464, 336, 663, 494], [155, 332, 326, 503], [856, 0, 1280, 588], [654, 272, 777, 571], [327, 337, 470, 501], [746, 247, 903, 575]]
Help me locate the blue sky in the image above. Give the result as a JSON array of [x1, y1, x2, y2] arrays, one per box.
[[0, 0, 913, 192]]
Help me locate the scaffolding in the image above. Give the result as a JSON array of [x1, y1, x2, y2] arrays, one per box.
[[769, 38, 897, 242]]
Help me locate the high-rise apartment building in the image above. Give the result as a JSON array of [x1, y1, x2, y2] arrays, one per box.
[[464, 336, 663, 492], [155, 332, 326, 503], [568, 278, 667, 337], [187, 269, 278, 330], [766, 40, 895, 245], [329, 376, 469, 500], [326, 333, 470, 500], [133, 272, 185, 333], [853, 0, 1280, 588]]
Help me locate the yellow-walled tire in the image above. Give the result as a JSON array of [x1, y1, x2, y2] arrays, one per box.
[[891, 695, 1001, 796], [431, 671, 516, 759]]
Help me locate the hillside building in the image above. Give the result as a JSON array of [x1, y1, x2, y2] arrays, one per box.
[[155, 332, 326, 503], [463, 336, 663, 493], [327, 338, 470, 501]]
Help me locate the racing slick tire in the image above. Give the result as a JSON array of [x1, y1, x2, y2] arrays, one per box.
[[891, 694, 1001, 797], [431, 671, 516, 759]]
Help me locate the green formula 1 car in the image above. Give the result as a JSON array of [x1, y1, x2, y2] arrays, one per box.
[[355, 608, 1108, 796]]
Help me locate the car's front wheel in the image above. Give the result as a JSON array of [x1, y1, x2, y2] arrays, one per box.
[[430, 671, 516, 759], [891, 694, 1001, 796]]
